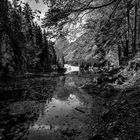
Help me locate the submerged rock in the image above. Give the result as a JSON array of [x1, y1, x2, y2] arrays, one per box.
[[89, 134, 104, 140]]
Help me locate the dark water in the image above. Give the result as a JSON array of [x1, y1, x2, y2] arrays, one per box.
[[0, 73, 104, 140]]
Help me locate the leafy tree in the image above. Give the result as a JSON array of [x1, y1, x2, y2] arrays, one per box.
[[0, 0, 24, 74], [35, 24, 43, 48], [41, 0, 140, 66], [0, 0, 61, 78], [23, 3, 34, 42]]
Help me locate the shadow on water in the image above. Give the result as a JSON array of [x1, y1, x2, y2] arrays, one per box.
[[0, 73, 100, 140]]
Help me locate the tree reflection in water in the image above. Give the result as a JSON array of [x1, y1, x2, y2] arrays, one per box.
[[28, 75, 94, 140], [0, 74, 95, 140]]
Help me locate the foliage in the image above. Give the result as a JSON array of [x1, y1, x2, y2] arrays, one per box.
[[0, 0, 61, 78], [41, 0, 140, 67]]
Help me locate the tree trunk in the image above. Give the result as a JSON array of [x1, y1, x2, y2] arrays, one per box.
[[125, 1, 130, 58], [133, 0, 138, 55], [138, 1, 140, 49], [118, 44, 122, 65]]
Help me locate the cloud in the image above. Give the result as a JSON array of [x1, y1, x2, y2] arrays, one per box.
[[23, 0, 48, 12]]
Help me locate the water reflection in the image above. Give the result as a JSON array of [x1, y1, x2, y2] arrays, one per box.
[[28, 75, 94, 140], [0, 77, 56, 140], [28, 94, 83, 139], [0, 74, 95, 140]]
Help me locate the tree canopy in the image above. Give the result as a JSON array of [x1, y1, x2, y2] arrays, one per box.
[[41, 0, 140, 65], [0, 0, 64, 78]]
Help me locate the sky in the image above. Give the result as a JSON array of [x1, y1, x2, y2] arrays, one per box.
[[9, 0, 48, 12], [9, 0, 48, 25], [8, 0, 86, 42], [22, 0, 48, 25], [23, 0, 48, 13]]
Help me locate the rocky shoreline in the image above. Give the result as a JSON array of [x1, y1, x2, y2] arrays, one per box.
[[80, 67, 140, 139]]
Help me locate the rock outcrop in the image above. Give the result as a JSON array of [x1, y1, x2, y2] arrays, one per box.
[[64, 31, 97, 63], [55, 31, 98, 64], [54, 31, 119, 67]]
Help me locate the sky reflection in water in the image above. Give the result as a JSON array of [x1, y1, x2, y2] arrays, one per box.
[[28, 75, 93, 140]]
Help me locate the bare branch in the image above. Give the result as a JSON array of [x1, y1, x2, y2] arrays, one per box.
[[72, 0, 118, 13]]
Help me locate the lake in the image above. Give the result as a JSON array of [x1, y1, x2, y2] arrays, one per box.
[[0, 73, 106, 140]]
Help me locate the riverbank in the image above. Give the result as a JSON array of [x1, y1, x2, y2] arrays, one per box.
[[101, 80, 140, 140], [81, 69, 140, 139]]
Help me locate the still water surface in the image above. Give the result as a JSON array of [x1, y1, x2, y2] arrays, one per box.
[[0, 73, 103, 140]]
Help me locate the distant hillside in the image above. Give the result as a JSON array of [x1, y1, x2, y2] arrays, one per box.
[[54, 35, 69, 52], [55, 31, 98, 64], [64, 31, 97, 63]]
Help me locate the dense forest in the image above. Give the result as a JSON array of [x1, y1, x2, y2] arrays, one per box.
[[42, 0, 140, 66], [1, 0, 140, 140], [1, 0, 140, 78], [0, 0, 63, 80], [39, 0, 140, 87]]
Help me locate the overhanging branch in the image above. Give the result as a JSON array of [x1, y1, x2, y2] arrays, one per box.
[[72, 0, 118, 13]]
